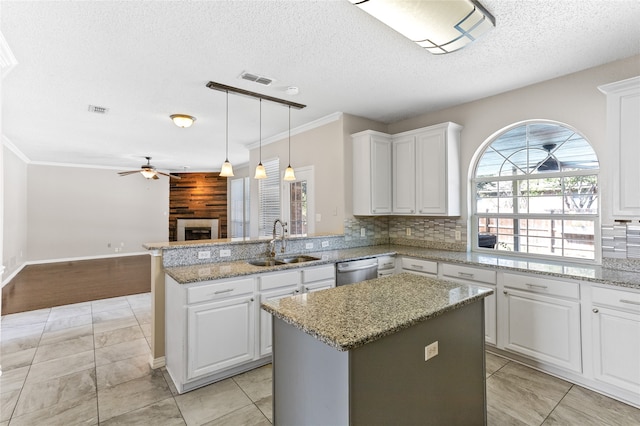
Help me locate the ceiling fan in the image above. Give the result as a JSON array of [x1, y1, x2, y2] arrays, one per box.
[[118, 156, 181, 180]]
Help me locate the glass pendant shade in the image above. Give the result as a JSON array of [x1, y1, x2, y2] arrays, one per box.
[[218, 91, 234, 177], [220, 159, 234, 177], [284, 165, 296, 181], [254, 162, 267, 179]]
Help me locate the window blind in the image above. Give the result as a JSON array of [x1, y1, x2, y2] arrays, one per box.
[[258, 158, 281, 237]]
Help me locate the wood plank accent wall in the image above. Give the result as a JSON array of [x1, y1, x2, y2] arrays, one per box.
[[169, 172, 228, 241]]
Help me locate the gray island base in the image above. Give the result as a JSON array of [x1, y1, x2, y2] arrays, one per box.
[[262, 273, 493, 425]]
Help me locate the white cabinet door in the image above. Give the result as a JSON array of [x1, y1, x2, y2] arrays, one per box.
[[259, 286, 300, 357], [392, 135, 416, 214], [599, 76, 640, 217], [415, 123, 461, 216], [499, 288, 581, 372], [591, 286, 640, 394], [352, 131, 392, 215], [187, 295, 255, 379], [591, 306, 640, 394]]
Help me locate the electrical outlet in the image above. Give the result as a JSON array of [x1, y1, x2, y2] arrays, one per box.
[[455, 230, 461, 241], [219, 249, 231, 257], [305, 242, 314, 249], [198, 251, 211, 260], [322, 241, 329, 248], [406, 227, 411, 236], [360, 227, 366, 237], [425, 341, 439, 361]]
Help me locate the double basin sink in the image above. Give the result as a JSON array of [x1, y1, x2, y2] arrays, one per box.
[[248, 255, 320, 267]]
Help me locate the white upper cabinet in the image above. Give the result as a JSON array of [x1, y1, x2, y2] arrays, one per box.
[[392, 135, 416, 214], [352, 131, 392, 215], [599, 76, 640, 218], [354, 122, 462, 217], [415, 122, 461, 216]]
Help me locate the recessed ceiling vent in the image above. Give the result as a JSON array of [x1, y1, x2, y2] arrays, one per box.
[[88, 105, 109, 114], [239, 71, 273, 86]]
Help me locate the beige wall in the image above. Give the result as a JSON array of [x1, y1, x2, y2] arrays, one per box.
[[2, 145, 28, 281], [387, 55, 640, 225], [26, 164, 169, 260], [249, 117, 346, 236]]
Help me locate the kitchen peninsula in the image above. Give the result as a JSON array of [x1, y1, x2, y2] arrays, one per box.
[[262, 273, 493, 425]]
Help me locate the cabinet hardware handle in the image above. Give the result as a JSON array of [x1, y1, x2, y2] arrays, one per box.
[[592, 308, 599, 313], [411, 264, 424, 269], [250, 298, 254, 302], [525, 283, 548, 289], [503, 291, 508, 295], [458, 272, 475, 278], [213, 288, 233, 294], [620, 299, 640, 306]]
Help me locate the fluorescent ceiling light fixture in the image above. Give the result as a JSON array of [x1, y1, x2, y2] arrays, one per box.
[[350, 0, 495, 54], [170, 114, 196, 128]]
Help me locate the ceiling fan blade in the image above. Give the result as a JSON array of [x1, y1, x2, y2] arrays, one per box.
[[156, 171, 182, 179], [118, 170, 142, 176]]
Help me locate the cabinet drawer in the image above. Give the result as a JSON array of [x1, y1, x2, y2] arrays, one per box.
[[593, 286, 640, 312], [441, 263, 496, 284], [377, 256, 396, 270], [401, 257, 438, 275], [187, 277, 255, 305], [502, 273, 579, 299], [259, 270, 300, 291], [302, 265, 335, 283]]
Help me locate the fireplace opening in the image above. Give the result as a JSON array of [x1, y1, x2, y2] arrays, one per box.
[[176, 218, 219, 241], [185, 227, 212, 241]]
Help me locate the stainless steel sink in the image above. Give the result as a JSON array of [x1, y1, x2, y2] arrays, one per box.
[[247, 259, 283, 267], [278, 255, 320, 264], [247, 255, 320, 266]]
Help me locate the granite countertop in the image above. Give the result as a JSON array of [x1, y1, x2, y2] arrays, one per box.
[[164, 244, 640, 290], [261, 272, 493, 351]]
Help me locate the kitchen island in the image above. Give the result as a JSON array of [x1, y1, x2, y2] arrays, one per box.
[[261, 273, 493, 425]]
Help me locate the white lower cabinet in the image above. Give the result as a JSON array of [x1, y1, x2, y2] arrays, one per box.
[[440, 263, 497, 345], [400, 257, 438, 277], [259, 264, 335, 357], [590, 286, 640, 395], [187, 295, 255, 379], [498, 273, 582, 373]]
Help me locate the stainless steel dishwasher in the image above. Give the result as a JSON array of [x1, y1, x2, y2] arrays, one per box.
[[336, 258, 378, 286]]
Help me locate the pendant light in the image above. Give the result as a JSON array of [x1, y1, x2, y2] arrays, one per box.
[[283, 106, 296, 181], [254, 99, 267, 179], [219, 90, 234, 177]]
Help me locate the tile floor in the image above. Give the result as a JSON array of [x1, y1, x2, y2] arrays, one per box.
[[2, 293, 639, 425]]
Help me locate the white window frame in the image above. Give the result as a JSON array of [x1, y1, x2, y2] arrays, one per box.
[[257, 158, 281, 238], [471, 120, 601, 264], [282, 165, 315, 237]]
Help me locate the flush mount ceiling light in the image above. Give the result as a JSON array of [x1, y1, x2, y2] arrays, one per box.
[[170, 114, 196, 128], [350, 0, 495, 55]]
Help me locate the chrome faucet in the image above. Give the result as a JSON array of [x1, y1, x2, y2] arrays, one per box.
[[269, 219, 288, 257]]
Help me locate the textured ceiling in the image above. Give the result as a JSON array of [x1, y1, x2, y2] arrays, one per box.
[[2, 0, 639, 173]]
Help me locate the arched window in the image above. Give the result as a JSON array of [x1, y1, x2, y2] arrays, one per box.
[[473, 121, 599, 261]]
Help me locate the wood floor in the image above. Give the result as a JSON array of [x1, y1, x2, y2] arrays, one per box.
[[1, 255, 151, 315]]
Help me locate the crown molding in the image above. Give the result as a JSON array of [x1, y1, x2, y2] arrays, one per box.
[[0, 31, 18, 78], [247, 111, 343, 150], [2, 135, 31, 163]]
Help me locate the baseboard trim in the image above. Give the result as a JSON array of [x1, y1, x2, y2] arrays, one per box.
[[2, 262, 27, 288], [150, 355, 166, 369]]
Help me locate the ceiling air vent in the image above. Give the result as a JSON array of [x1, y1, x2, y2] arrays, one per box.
[[88, 105, 109, 114], [239, 71, 273, 86]]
